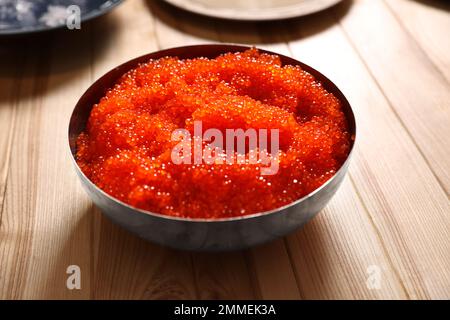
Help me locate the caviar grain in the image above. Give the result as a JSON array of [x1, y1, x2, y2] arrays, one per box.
[[77, 49, 351, 218]]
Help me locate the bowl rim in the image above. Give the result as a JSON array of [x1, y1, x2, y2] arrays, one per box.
[[68, 43, 356, 223]]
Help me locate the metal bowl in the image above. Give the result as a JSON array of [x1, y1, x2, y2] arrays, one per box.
[[68, 44, 356, 251]]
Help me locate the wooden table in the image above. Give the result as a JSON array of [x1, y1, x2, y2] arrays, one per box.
[[0, 0, 449, 300]]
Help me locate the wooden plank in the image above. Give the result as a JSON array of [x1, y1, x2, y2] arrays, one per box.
[[385, 0, 450, 82], [191, 251, 256, 299], [246, 240, 302, 299], [0, 40, 45, 299], [248, 29, 408, 299], [335, 0, 450, 194], [0, 43, 21, 219], [147, 0, 219, 49], [90, 0, 159, 75], [286, 179, 408, 299], [281, 8, 450, 298], [18, 29, 94, 299], [92, 217, 198, 299]]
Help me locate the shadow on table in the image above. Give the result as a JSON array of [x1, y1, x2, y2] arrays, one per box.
[[0, 14, 119, 104], [38, 202, 335, 299], [146, 0, 352, 45], [88, 211, 257, 299], [412, 0, 450, 11], [35, 206, 249, 299]]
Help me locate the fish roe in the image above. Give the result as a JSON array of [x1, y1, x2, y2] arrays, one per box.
[[76, 49, 351, 219]]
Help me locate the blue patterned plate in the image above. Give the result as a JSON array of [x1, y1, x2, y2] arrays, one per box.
[[0, 0, 123, 35]]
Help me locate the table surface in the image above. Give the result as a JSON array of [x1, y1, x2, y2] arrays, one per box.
[[0, 0, 449, 300]]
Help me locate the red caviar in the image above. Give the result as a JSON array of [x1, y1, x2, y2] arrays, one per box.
[[77, 49, 351, 218]]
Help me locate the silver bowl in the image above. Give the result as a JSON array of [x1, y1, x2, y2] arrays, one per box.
[[68, 44, 356, 251]]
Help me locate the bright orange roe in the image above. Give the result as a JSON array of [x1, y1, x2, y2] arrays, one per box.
[[77, 49, 351, 218]]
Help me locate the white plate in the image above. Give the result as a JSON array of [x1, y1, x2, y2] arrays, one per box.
[[163, 0, 343, 21]]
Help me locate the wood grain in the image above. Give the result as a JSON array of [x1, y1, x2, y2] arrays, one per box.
[[0, 41, 46, 299], [0, 0, 449, 300], [282, 5, 450, 298], [0, 49, 19, 220], [336, 0, 450, 194], [385, 0, 450, 82]]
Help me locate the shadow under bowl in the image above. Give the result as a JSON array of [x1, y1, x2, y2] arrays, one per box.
[[68, 44, 356, 251]]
